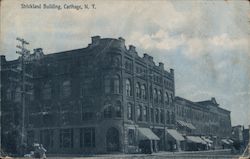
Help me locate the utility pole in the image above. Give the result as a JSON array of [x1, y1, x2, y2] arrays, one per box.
[[16, 37, 30, 154]]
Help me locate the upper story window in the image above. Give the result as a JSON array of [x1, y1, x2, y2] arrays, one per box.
[[112, 75, 120, 94], [153, 88, 158, 103], [62, 80, 71, 97], [112, 57, 120, 67], [126, 79, 132, 96], [127, 103, 133, 120], [155, 109, 159, 123], [14, 87, 21, 102], [115, 101, 122, 117], [165, 92, 169, 105], [104, 76, 111, 93], [6, 89, 11, 100], [143, 106, 148, 122], [43, 83, 52, 100], [160, 109, 164, 124], [137, 105, 142, 121], [141, 84, 146, 99], [166, 111, 170, 124], [149, 85, 153, 100], [81, 80, 92, 97], [125, 60, 133, 71], [158, 90, 163, 103], [135, 82, 140, 98], [104, 75, 120, 94], [150, 108, 154, 123], [104, 103, 113, 118]]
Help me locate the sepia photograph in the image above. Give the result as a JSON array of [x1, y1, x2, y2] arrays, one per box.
[[0, 0, 249, 159]]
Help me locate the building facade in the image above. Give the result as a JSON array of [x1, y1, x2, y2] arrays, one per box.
[[1, 36, 233, 155], [175, 96, 232, 150], [12, 36, 176, 154]]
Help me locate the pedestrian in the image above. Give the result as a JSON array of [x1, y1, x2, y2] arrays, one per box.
[[39, 144, 47, 159]]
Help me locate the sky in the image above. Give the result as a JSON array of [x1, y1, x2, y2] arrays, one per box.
[[1, 0, 249, 127]]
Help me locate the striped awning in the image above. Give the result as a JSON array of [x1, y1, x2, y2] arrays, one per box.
[[166, 129, 185, 141], [186, 136, 207, 144], [138, 128, 160, 140], [177, 120, 196, 130]]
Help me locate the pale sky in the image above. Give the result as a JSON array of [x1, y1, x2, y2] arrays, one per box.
[[1, 0, 249, 127]]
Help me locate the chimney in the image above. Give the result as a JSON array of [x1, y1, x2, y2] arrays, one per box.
[[143, 53, 149, 59], [118, 37, 125, 44], [170, 68, 174, 75], [159, 62, 164, 69], [91, 36, 101, 45], [129, 45, 136, 51], [0, 55, 6, 64]]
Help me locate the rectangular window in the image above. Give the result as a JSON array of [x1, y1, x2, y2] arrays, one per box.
[[82, 108, 94, 121], [80, 128, 95, 148], [128, 129, 135, 145], [150, 108, 154, 123], [40, 129, 54, 148], [27, 131, 35, 147], [59, 128, 73, 148]]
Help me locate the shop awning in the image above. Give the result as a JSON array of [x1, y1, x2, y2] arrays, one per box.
[[186, 136, 207, 144], [166, 129, 185, 141], [201, 136, 213, 144], [177, 120, 196, 130], [138, 128, 160, 140], [227, 139, 234, 144], [221, 139, 230, 145]]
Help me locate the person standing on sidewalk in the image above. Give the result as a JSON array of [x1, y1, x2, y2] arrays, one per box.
[[38, 144, 47, 159]]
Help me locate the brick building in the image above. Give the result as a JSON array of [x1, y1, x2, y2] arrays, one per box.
[[5, 36, 176, 154]]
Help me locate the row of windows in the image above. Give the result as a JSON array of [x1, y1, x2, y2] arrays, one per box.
[[127, 103, 175, 124], [28, 128, 96, 149], [42, 80, 71, 100], [126, 79, 174, 105]]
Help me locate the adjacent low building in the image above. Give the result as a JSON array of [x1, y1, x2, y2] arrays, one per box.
[[175, 96, 232, 151]]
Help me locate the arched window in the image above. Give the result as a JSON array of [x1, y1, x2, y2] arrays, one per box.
[[126, 79, 132, 96], [165, 92, 169, 105], [115, 101, 122, 117], [127, 103, 133, 120], [135, 82, 140, 98], [141, 84, 146, 99], [104, 76, 111, 93], [150, 85, 153, 100], [143, 106, 148, 121], [153, 88, 158, 103], [104, 103, 113, 118], [112, 75, 120, 94], [62, 80, 71, 97], [166, 111, 170, 124], [137, 105, 142, 121], [43, 83, 52, 100], [160, 109, 164, 124]]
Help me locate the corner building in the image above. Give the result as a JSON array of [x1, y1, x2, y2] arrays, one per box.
[[25, 36, 176, 154]]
